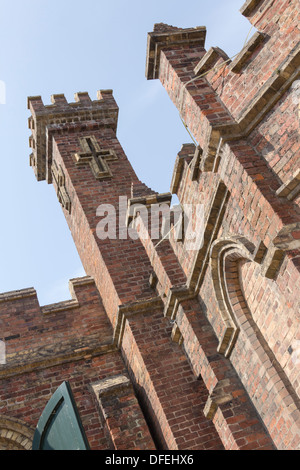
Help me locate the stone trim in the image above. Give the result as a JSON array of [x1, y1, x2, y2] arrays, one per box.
[[92, 374, 131, 398], [194, 47, 230, 76], [273, 222, 300, 252], [113, 297, 163, 348], [0, 288, 36, 304], [0, 416, 34, 450], [91, 374, 156, 450], [240, 0, 264, 17], [51, 160, 72, 213], [41, 276, 94, 314], [170, 144, 196, 194], [276, 169, 300, 201], [210, 237, 256, 357], [187, 179, 230, 292], [146, 26, 206, 80], [41, 299, 79, 315], [126, 192, 172, 227], [230, 31, 266, 73], [203, 379, 233, 420], [0, 341, 117, 380]]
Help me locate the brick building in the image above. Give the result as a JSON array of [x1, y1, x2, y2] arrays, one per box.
[[0, 0, 299, 450]]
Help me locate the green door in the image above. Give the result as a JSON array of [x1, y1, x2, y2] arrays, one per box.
[[32, 381, 90, 450]]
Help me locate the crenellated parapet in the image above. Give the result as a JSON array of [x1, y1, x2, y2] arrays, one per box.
[[0, 276, 115, 379], [146, 1, 300, 174], [28, 90, 119, 182]]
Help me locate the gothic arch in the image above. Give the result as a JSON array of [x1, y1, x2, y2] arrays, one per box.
[[210, 236, 255, 357], [0, 416, 34, 450], [210, 236, 300, 446]]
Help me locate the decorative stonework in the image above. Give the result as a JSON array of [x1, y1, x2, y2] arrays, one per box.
[[113, 297, 163, 348], [0, 416, 34, 450], [230, 32, 266, 73], [146, 25, 206, 80], [91, 374, 156, 450], [210, 237, 256, 357], [27, 90, 119, 182], [194, 46, 229, 76], [203, 379, 233, 420], [240, 0, 264, 16], [276, 169, 300, 201], [51, 160, 71, 213], [73, 135, 117, 180], [187, 180, 230, 292]]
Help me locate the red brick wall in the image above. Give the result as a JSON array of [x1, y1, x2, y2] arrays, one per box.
[[0, 278, 132, 449], [145, 0, 300, 450], [1, 0, 299, 452], [121, 308, 225, 450], [0, 354, 128, 450], [51, 127, 156, 329], [248, 84, 300, 189]]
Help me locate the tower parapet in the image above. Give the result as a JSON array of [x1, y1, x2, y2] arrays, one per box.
[[28, 90, 119, 182]]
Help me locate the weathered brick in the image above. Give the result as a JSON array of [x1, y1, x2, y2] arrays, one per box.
[[0, 0, 299, 452]]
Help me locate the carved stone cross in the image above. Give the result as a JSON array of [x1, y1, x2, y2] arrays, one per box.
[[73, 135, 117, 179]]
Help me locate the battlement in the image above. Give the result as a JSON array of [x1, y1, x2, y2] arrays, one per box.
[[0, 276, 114, 377], [146, 0, 300, 176], [0, 275, 95, 313], [27, 89, 117, 117], [28, 90, 119, 182]]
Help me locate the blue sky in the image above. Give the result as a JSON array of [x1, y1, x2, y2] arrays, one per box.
[[0, 0, 251, 305]]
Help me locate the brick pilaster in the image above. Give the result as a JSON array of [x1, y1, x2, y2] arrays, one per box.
[[92, 375, 155, 450]]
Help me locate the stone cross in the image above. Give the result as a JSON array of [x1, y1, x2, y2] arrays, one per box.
[[73, 135, 117, 179]]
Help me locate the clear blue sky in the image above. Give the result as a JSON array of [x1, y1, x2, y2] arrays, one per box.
[[0, 0, 250, 305]]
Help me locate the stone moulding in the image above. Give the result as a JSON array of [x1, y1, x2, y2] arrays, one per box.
[[208, 228, 299, 358], [0, 340, 117, 381], [113, 296, 163, 348], [201, 42, 300, 172], [0, 416, 34, 451], [273, 222, 300, 252], [187, 179, 230, 293], [91, 374, 131, 399], [126, 192, 172, 227], [41, 276, 95, 315], [230, 31, 266, 73], [276, 169, 300, 201], [0, 288, 36, 304], [170, 143, 196, 195], [194, 46, 230, 77], [210, 237, 256, 357], [203, 379, 233, 420], [240, 0, 267, 17], [40, 299, 79, 315], [51, 160, 72, 214], [146, 25, 207, 80]]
